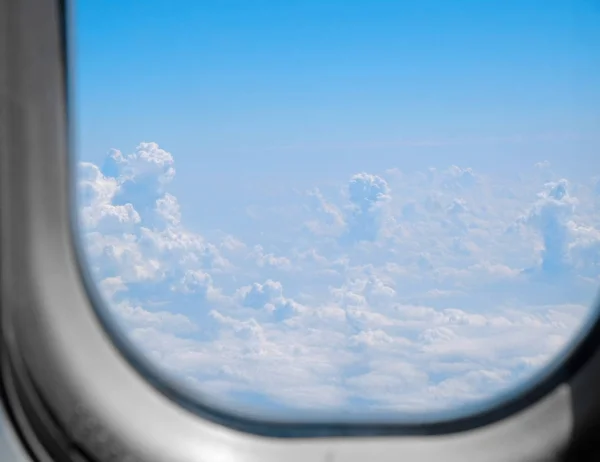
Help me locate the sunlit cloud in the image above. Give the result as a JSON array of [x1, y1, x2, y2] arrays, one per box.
[[78, 142, 600, 415]]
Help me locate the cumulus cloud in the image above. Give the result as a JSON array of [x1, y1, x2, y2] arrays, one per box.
[[235, 280, 305, 322], [78, 163, 141, 232], [156, 193, 181, 226], [305, 188, 346, 237], [77, 142, 599, 417], [103, 142, 175, 187], [103, 142, 176, 215], [523, 179, 578, 275], [442, 165, 478, 190], [115, 301, 198, 334], [248, 245, 292, 271], [345, 173, 391, 242], [171, 270, 217, 297], [238, 280, 284, 309]]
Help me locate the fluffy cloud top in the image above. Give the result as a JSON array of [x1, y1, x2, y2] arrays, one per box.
[[345, 173, 391, 242], [524, 179, 577, 275], [77, 142, 600, 418]]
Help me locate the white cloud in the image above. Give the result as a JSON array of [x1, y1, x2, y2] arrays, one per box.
[[442, 165, 478, 190], [523, 179, 579, 274], [115, 302, 198, 334], [104, 142, 175, 188], [77, 142, 600, 416], [171, 269, 218, 297], [78, 162, 141, 232], [305, 188, 346, 237], [238, 280, 284, 309], [248, 245, 292, 270], [156, 193, 181, 226], [344, 173, 391, 242]]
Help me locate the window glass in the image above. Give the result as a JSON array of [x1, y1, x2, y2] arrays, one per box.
[[74, 0, 600, 420]]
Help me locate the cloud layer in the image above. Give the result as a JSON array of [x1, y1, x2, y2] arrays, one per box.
[[77, 142, 600, 418]]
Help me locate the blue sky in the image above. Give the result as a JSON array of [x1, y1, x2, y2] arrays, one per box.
[[74, 1, 600, 420]]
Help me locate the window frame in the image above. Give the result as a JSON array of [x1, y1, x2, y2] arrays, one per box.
[[1, 0, 600, 460]]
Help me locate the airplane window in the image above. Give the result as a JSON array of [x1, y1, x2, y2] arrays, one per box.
[[72, 0, 600, 422]]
